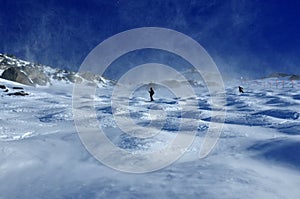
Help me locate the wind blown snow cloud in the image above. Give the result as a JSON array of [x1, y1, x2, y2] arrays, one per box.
[[0, 0, 299, 78]]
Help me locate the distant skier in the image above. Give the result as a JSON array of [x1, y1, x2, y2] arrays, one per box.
[[238, 86, 244, 93], [149, 87, 155, 101]]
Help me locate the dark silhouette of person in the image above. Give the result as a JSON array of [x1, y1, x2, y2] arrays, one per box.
[[149, 87, 155, 101], [239, 86, 244, 93]]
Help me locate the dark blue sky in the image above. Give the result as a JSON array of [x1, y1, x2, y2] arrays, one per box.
[[0, 0, 300, 79]]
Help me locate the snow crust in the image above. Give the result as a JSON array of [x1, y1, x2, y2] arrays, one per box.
[[0, 77, 300, 198]]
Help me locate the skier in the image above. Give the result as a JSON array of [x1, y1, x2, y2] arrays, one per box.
[[149, 87, 155, 101], [238, 86, 244, 93]]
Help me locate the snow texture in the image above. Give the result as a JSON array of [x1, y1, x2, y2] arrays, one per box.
[[0, 77, 300, 199]]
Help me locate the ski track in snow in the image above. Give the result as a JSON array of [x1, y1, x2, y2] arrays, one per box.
[[0, 78, 300, 198]]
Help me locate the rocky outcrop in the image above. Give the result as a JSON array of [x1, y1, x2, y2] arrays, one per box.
[[0, 84, 28, 96], [264, 73, 300, 80], [7, 91, 29, 96], [12, 87, 23, 90], [79, 71, 105, 83], [0, 53, 110, 87], [290, 75, 300, 80], [267, 73, 290, 78], [21, 66, 50, 86], [1, 67, 34, 86], [52, 70, 82, 83]]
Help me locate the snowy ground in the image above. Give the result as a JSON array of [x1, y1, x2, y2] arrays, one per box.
[[0, 78, 300, 199]]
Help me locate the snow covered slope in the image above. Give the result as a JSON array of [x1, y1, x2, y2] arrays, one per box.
[[0, 75, 300, 199]]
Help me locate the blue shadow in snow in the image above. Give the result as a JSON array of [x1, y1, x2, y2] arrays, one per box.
[[265, 98, 296, 106], [275, 125, 300, 135], [198, 99, 211, 110], [292, 94, 300, 100], [96, 106, 112, 114], [253, 109, 299, 120], [154, 98, 178, 105], [38, 110, 67, 123], [226, 96, 245, 107], [248, 139, 300, 170]]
